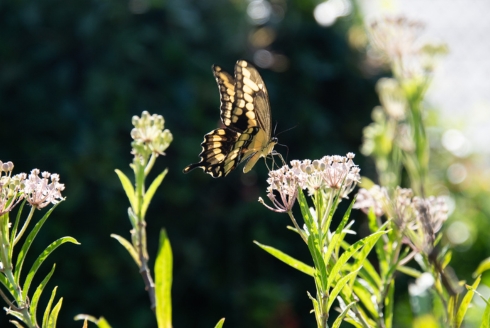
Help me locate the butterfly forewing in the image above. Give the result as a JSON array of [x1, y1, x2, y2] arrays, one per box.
[[184, 60, 277, 178]]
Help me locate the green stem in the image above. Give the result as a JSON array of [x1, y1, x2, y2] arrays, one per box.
[[13, 207, 36, 246]]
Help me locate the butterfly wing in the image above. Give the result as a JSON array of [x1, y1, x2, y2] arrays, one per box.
[[183, 128, 242, 178], [184, 60, 277, 177]]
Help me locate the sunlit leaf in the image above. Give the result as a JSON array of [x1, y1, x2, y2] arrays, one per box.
[[110, 234, 140, 266], [214, 318, 225, 328], [254, 241, 314, 276], [30, 264, 56, 326], [43, 286, 58, 328], [332, 301, 356, 328], [327, 269, 359, 311], [23, 237, 79, 299], [46, 297, 63, 328], [307, 234, 327, 291], [412, 314, 440, 328], [385, 280, 395, 328], [155, 229, 172, 328], [141, 168, 167, 220], [74, 315, 112, 328], [297, 188, 317, 236], [114, 169, 136, 210], [480, 297, 490, 328], [9, 199, 26, 259], [474, 257, 490, 278], [14, 204, 58, 285], [456, 276, 481, 328]]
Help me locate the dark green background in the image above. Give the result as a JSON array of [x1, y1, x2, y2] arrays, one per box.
[[0, 0, 383, 327]]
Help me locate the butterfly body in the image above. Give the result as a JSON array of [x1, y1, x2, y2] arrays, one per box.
[[183, 60, 277, 178]]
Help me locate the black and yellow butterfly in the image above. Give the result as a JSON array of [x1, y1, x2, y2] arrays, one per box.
[[183, 60, 278, 178]]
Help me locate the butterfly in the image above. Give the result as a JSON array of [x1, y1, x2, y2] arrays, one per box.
[[183, 60, 278, 178]]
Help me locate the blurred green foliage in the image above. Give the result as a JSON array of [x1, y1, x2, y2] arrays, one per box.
[[0, 0, 381, 327]]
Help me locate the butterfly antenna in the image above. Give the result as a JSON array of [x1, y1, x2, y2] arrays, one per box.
[[274, 125, 297, 137]]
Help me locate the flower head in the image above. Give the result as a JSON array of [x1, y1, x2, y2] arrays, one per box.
[[24, 169, 65, 209], [260, 153, 361, 212]]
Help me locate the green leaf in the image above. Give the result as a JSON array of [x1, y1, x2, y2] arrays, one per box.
[[352, 281, 378, 319], [332, 301, 356, 328], [480, 297, 490, 328], [141, 168, 168, 220], [23, 237, 79, 299], [397, 265, 422, 278], [9, 199, 26, 259], [214, 318, 225, 328], [297, 188, 317, 236], [307, 234, 327, 291], [474, 257, 490, 278], [327, 269, 360, 311], [324, 198, 355, 268], [114, 169, 136, 210], [10, 321, 24, 328], [46, 297, 63, 328], [328, 230, 386, 295], [0, 271, 15, 293], [110, 234, 140, 266], [14, 204, 58, 284], [412, 314, 440, 328], [30, 264, 56, 326], [367, 208, 387, 273], [73, 315, 112, 328], [155, 229, 173, 328], [456, 276, 481, 328], [43, 286, 58, 328], [385, 280, 395, 328], [254, 241, 314, 276]]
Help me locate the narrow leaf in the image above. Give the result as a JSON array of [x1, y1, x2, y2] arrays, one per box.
[[141, 169, 168, 220], [43, 286, 58, 328], [9, 321, 24, 328], [327, 269, 360, 311], [456, 276, 481, 327], [30, 264, 56, 325], [474, 257, 490, 278], [385, 279, 395, 328], [307, 235, 327, 291], [332, 301, 356, 328], [74, 315, 112, 328], [114, 169, 136, 210], [480, 297, 490, 328], [297, 188, 317, 236], [324, 198, 355, 267], [397, 265, 422, 278], [254, 241, 314, 276], [9, 200, 26, 259], [110, 234, 140, 266], [214, 318, 225, 328], [14, 204, 58, 284], [23, 237, 79, 299], [46, 297, 63, 328], [155, 229, 173, 328], [352, 282, 378, 319]]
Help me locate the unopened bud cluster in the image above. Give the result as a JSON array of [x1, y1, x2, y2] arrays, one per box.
[[131, 111, 173, 158]]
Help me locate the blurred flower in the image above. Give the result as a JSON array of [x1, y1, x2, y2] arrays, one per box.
[[24, 169, 65, 209], [355, 184, 448, 251], [131, 111, 173, 158], [376, 78, 407, 121]]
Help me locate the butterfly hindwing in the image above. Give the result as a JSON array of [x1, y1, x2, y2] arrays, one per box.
[[184, 60, 277, 177], [183, 128, 243, 178]]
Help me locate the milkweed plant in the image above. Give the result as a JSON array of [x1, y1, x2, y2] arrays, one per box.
[[2, 13, 490, 328], [0, 161, 77, 328]]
